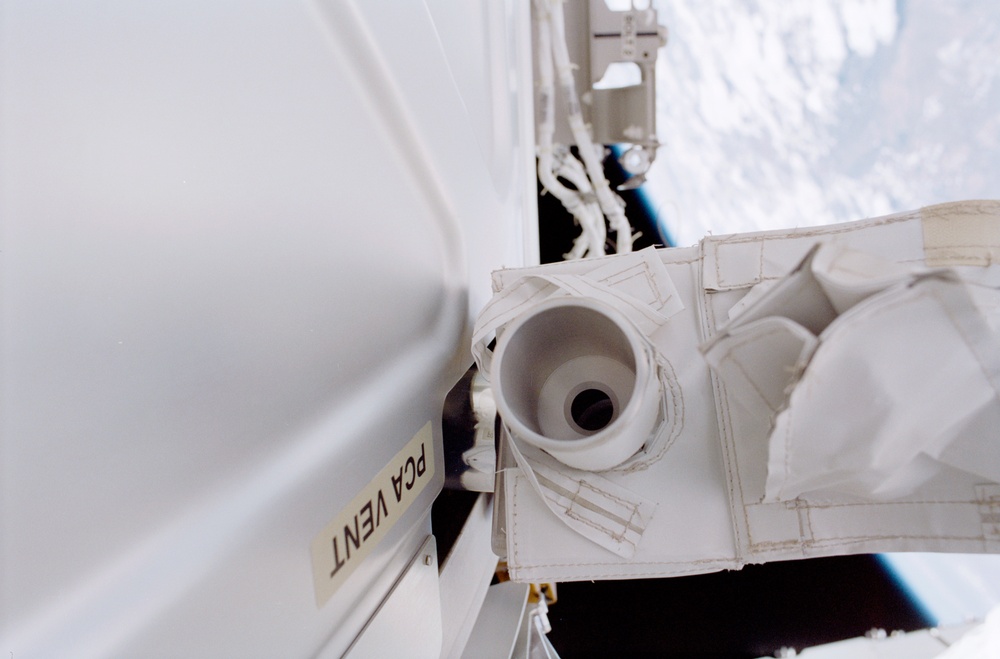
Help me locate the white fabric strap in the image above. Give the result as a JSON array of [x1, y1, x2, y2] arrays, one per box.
[[504, 432, 657, 558], [473, 249, 682, 377]]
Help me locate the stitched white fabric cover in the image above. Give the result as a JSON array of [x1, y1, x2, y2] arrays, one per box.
[[475, 200, 1000, 583]]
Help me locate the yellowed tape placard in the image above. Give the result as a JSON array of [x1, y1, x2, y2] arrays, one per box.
[[310, 422, 435, 607], [923, 200, 1000, 266]]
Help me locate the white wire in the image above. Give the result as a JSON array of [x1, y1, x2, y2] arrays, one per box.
[[555, 152, 606, 257], [544, 0, 634, 254], [535, 3, 605, 259]]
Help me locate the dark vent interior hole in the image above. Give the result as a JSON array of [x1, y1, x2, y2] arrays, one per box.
[[570, 388, 615, 432]]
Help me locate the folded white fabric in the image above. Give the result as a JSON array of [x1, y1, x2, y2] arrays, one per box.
[[706, 243, 1000, 502]]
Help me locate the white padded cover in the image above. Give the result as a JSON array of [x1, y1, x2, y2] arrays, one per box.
[[475, 200, 1000, 582]]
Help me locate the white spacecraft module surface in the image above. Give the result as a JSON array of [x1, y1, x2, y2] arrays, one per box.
[[0, 0, 536, 656], [476, 200, 1000, 583]]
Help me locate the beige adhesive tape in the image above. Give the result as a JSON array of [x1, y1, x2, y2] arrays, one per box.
[[922, 200, 1000, 267]]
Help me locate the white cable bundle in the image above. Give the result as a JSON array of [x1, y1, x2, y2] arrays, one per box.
[[535, 0, 634, 258], [536, 7, 604, 259], [554, 149, 605, 258]]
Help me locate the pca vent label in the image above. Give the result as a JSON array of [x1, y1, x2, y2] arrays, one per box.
[[310, 422, 435, 607]]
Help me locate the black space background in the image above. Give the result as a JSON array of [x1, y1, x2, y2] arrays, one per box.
[[544, 556, 930, 657]]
